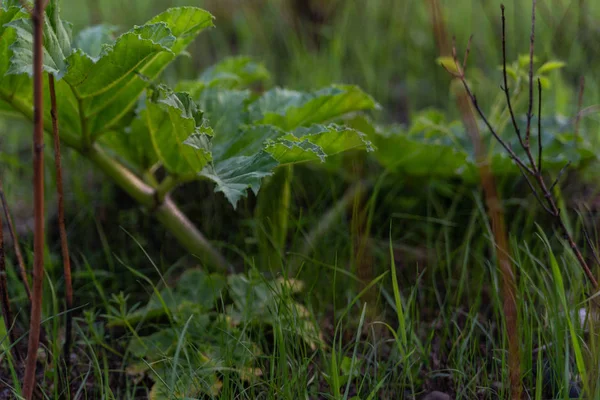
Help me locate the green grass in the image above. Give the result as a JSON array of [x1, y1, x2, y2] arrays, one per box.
[[4, 174, 599, 398]]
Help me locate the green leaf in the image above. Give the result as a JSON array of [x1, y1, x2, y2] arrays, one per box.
[[176, 56, 270, 98], [292, 124, 372, 158], [536, 75, 551, 89], [72, 24, 118, 60], [79, 7, 214, 136], [518, 54, 538, 68], [0, 4, 27, 78], [199, 56, 270, 89], [370, 110, 597, 180], [146, 85, 213, 175], [540, 233, 590, 396], [192, 85, 375, 208], [99, 115, 158, 171], [197, 123, 372, 208], [437, 56, 459, 74], [197, 88, 251, 147], [65, 23, 175, 97], [266, 124, 372, 164], [536, 60, 566, 75], [146, 6, 214, 54], [200, 151, 279, 207], [249, 85, 377, 130], [0, 5, 31, 105], [117, 269, 226, 327], [6, 0, 73, 77], [149, 372, 222, 399]]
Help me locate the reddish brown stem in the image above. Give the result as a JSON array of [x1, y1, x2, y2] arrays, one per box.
[[23, 0, 48, 397], [0, 179, 32, 301], [49, 75, 73, 370], [430, 2, 522, 397]]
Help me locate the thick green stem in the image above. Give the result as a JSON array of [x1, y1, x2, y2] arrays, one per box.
[[156, 175, 181, 203], [87, 145, 155, 207], [87, 145, 231, 272]]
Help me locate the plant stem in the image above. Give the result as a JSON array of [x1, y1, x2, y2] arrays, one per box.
[[87, 145, 231, 272], [156, 175, 179, 203], [23, 0, 47, 397], [0, 179, 32, 301], [85, 145, 155, 207], [49, 75, 74, 369]]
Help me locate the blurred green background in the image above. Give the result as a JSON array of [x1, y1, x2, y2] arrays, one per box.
[[58, 0, 600, 121]]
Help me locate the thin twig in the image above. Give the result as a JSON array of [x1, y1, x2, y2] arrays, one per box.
[[0, 179, 32, 301], [460, 81, 536, 176], [49, 75, 74, 370], [525, 0, 537, 147], [462, 35, 473, 72], [500, 4, 526, 150]]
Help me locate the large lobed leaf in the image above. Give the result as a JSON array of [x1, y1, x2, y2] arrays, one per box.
[[192, 82, 377, 207], [249, 84, 378, 130], [111, 71, 376, 207], [6, 0, 73, 77], [146, 85, 213, 175], [0, 4, 31, 105], [2, 2, 214, 139]]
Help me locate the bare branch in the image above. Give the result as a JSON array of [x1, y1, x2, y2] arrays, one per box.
[[459, 80, 535, 176], [462, 35, 473, 73], [525, 0, 537, 147], [500, 4, 525, 150], [537, 79, 543, 173]]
